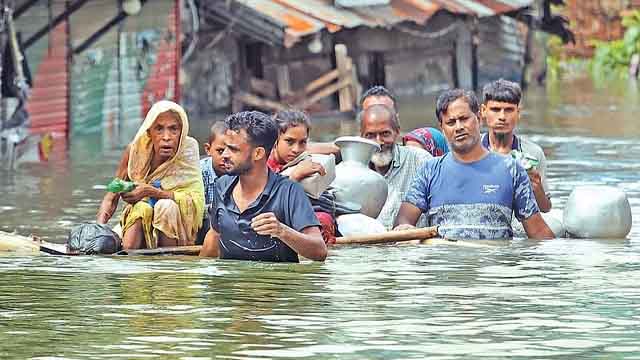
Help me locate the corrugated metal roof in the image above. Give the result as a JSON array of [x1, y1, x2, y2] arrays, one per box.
[[232, 0, 534, 46], [242, 0, 325, 37]]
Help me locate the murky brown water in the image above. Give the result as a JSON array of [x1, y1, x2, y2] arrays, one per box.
[[1, 78, 640, 359]]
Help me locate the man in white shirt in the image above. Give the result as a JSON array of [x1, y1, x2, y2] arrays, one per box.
[[358, 86, 432, 228]]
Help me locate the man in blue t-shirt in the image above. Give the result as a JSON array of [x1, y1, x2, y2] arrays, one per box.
[[394, 89, 554, 240], [199, 111, 327, 262]]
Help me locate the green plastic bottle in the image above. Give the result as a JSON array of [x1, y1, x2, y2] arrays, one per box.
[[106, 178, 136, 193], [510, 150, 540, 171]]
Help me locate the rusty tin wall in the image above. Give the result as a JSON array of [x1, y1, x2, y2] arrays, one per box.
[[70, 0, 179, 141], [15, 0, 69, 137]]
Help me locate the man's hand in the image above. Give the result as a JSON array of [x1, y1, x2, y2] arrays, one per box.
[[528, 169, 551, 212], [290, 160, 326, 182], [251, 212, 286, 238], [528, 169, 542, 191], [121, 183, 152, 204], [393, 224, 416, 231]]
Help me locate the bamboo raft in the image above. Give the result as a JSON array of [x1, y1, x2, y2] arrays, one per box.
[[0, 226, 500, 257]]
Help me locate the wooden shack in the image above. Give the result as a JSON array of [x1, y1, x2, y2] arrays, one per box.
[[184, 0, 536, 116]]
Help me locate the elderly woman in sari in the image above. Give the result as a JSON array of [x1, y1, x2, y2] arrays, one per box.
[[97, 101, 205, 249]]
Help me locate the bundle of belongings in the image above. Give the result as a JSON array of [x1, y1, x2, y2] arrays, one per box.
[[67, 223, 121, 255]]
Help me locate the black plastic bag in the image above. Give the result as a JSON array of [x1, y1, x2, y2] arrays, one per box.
[[68, 223, 122, 255], [310, 190, 361, 217]]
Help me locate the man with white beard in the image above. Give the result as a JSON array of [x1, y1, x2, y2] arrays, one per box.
[[359, 103, 431, 229]]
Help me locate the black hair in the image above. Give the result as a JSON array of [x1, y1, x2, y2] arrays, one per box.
[[224, 111, 278, 154], [208, 120, 227, 143], [358, 104, 400, 132], [272, 109, 311, 135], [359, 85, 397, 111], [435, 89, 480, 122], [481, 79, 522, 105]]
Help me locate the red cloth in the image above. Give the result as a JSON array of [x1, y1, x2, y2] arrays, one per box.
[[267, 154, 284, 173], [269, 153, 336, 245], [315, 211, 336, 245]]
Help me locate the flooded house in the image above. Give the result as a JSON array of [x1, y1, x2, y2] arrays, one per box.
[[184, 0, 540, 117], [1, 0, 181, 166], [1, 0, 572, 168]]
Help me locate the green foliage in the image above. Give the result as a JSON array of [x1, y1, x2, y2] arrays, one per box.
[[545, 36, 589, 82], [546, 35, 566, 81], [591, 10, 640, 78]]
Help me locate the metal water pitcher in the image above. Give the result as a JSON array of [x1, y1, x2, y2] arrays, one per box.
[[563, 185, 632, 238], [331, 136, 388, 218]]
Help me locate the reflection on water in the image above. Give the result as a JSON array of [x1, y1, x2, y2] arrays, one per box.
[[1, 78, 640, 358], [1, 242, 640, 359]]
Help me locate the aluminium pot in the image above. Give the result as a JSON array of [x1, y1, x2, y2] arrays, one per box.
[[330, 136, 388, 218], [563, 185, 632, 238]]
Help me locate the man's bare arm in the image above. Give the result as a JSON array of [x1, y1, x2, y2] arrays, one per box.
[[393, 202, 423, 230], [251, 212, 327, 261], [522, 212, 555, 239], [307, 142, 341, 160], [199, 228, 220, 257], [280, 226, 327, 261]]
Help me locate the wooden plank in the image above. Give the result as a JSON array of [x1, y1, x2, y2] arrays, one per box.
[[303, 68, 340, 96], [334, 44, 353, 112], [249, 77, 277, 99], [296, 77, 352, 109], [116, 246, 202, 256], [0, 231, 40, 254], [234, 92, 287, 112], [40, 241, 78, 256], [284, 65, 350, 105]]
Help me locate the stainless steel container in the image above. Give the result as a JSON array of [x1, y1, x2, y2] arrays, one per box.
[[331, 136, 388, 218], [563, 185, 632, 238]]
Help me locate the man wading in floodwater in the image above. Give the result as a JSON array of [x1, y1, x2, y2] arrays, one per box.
[[480, 79, 552, 213], [358, 86, 432, 229], [394, 89, 554, 240], [199, 111, 327, 262]]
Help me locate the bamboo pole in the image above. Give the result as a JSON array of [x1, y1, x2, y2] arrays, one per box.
[[113, 227, 440, 256], [334, 226, 439, 245]]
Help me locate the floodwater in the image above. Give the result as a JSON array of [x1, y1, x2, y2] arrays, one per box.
[[1, 78, 640, 359]]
